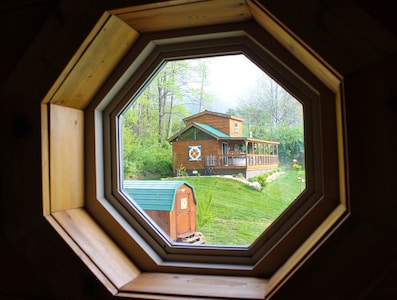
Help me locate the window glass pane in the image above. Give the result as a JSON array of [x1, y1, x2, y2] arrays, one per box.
[[120, 54, 305, 246]]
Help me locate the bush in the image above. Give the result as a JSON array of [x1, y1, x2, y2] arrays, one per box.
[[177, 164, 188, 177], [123, 140, 173, 178], [292, 163, 302, 171], [257, 173, 269, 188], [143, 150, 173, 176], [123, 159, 143, 179], [250, 173, 271, 190]]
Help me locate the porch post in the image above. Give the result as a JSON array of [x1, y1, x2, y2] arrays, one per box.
[[245, 141, 248, 167]]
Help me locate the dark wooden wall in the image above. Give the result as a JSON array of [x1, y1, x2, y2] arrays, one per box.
[[1, 0, 396, 299]]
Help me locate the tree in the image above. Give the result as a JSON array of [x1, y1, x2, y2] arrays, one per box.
[[235, 74, 304, 166], [153, 59, 214, 143], [274, 125, 304, 166], [121, 58, 215, 178], [236, 100, 269, 137], [156, 61, 180, 144]]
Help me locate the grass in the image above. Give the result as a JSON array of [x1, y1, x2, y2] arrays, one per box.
[[171, 170, 305, 246]]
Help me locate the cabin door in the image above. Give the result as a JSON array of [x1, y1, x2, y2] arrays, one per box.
[[175, 189, 192, 238], [222, 142, 228, 165]]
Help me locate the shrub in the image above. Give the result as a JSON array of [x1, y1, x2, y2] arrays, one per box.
[[250, 173, 271, 190], [257, 173, 269, 188], [293, 163, 302, 171], [177, 164, 188, 177]]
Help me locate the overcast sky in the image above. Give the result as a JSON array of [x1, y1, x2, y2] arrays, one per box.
[[205, 54, 267, 113]]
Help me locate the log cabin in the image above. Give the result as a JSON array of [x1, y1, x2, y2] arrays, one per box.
[[168, 111, 280, 178], [1, 0, 396, 299]]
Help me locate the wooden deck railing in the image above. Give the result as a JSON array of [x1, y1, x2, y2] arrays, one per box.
[[205, 154, 278, 167]]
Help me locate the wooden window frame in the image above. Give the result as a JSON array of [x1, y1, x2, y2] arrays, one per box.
[[41, 1, 349, 299]]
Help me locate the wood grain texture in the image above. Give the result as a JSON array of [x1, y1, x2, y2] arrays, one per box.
[[52, 208, 140, 290], [41, 12, 111, 105], [114, 0, 252, 33], [46, 14, 139, 109], [50, 104, 84, 211], [120, 272, 267, 299], [247, 0, 342, 93]]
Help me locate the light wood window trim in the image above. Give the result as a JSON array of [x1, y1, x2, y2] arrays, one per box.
[[40, 1, 349, 298]]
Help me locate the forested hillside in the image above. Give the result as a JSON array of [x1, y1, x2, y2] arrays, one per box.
[[121, 55, 304, 179]]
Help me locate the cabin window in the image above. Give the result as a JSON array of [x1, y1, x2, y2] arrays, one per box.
[[42, 1, 347, 298], [234, 121, 239, 133]]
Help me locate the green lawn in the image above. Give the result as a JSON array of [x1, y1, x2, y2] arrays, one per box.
[[172, 170, 305, 246]]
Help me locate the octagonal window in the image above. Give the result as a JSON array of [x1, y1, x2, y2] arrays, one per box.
[[94, 21, 341, 272], [119, 54, 305, 247], [41, 1, 347, 297]]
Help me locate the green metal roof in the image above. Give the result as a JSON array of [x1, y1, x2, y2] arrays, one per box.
[[193, 122, 231, 138], [123, 180, 196, 211], [167, 121, 249, 143]]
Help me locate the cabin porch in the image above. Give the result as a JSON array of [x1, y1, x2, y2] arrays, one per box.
[[205, 139, 279, 170], [204, 153, 279, 178], [205, 154, 279, 168]]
